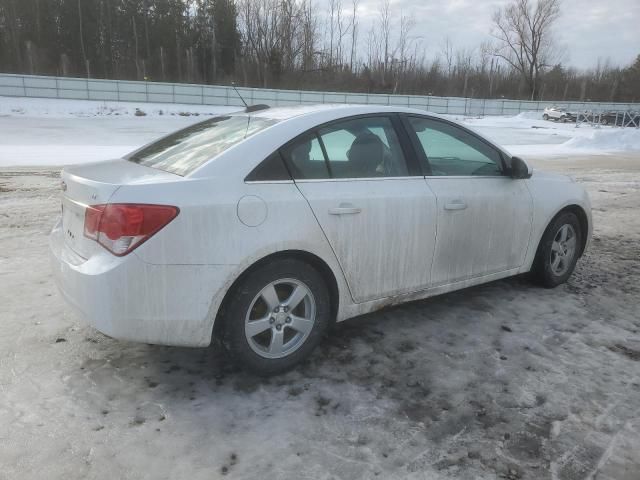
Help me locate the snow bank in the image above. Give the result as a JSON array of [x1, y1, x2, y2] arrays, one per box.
[[562, 128, 640, 152], [514, 111, 542, 120], [0, 96, 237, 118], [1, 97, 639, 167]]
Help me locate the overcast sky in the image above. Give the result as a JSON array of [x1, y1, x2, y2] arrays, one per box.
[[352, 0, 640, 69]]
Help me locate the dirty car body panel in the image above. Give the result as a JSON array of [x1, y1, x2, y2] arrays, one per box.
[[50, 104, 592, 349]]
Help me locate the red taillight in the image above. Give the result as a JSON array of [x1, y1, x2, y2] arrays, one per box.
[[84, 203, 179, 256]]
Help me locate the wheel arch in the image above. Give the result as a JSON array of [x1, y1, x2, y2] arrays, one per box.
[[212, 250, 340, 340], [536, 204, 590, 259]]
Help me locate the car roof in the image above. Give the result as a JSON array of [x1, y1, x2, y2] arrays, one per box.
[[240, 103, 447, 122]]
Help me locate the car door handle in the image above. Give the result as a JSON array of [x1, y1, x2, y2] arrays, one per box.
[[444, 201, 467, 211], [329, 203, 362, 215]]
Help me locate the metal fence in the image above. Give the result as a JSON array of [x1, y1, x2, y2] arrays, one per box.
[[1, 73, 639, 117]]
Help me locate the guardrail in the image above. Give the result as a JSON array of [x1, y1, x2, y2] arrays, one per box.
[[1, 73, 639, 117]]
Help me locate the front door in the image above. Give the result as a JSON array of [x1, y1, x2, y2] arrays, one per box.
[[281, 115, 438, 303], [404, 115, 533, 286]]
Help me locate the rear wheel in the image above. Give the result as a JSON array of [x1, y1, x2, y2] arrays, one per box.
[[543, 113, 549, 121], [532, 212, 582, 288], [221, 258, 330, 375]]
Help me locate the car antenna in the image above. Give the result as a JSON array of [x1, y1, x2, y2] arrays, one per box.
[[231, 81, 248, 108], [231, 81, 269, 113]]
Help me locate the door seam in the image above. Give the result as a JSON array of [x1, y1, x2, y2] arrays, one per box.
[[423, 177, 439, 286], [291, 181, 358, 303]]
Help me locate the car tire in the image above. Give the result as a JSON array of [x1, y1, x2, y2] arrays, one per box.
[[532, 212, 582, 288], [560, 116, 567, 123], [221, 258, 330, 375], [543, 114, 549, 121]]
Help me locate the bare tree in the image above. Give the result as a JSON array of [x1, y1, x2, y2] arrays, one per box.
[[441, 36, 454, 78], [379, 0, 391, 84], [3, 0, 639, 102], [349, 0, 360, 72], [78, 0, 89, 77], [491, 0, 560, 100]]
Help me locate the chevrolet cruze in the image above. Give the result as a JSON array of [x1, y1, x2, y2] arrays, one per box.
[[50, 104, 592, 374]]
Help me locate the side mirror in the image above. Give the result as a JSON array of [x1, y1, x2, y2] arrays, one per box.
[[510, 156, 532, 179]]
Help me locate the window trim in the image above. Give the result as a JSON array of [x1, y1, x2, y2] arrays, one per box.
[[315, 131, 335, 178], [278, 113, 423, 182], [399, 114, 509, 177]]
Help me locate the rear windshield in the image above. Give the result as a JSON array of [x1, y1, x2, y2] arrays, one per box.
[[127, 115, 279, 176]]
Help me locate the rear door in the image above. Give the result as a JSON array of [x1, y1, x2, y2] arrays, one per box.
[[282, 115, 437, 303], [403, 115, 533, 286]]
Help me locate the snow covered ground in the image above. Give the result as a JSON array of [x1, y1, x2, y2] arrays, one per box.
[[1, 96, 639, 167], [1, 155, 639, 479], [461, 112, 640, 158], [1, 96, 640, 479], [0, 97, 238, 167]]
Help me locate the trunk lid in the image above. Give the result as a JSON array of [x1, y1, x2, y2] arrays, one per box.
[[60, 159, 178, 259]]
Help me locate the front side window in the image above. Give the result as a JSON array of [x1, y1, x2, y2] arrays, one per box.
[[128, 115, 279, 176], [281, 116, 409, 180], [407, 117, 503, 177]]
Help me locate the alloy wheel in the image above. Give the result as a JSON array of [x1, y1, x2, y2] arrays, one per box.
[[550, 224, 577, 276], [244, 278, 316, 359]]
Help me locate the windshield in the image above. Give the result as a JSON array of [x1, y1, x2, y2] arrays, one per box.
[[127, 115, 279, 176]]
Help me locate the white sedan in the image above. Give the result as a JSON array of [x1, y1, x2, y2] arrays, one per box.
[[50, 104, 592, 374]]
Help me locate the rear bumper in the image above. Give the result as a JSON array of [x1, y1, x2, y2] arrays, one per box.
[[49, 219, 235, 347]]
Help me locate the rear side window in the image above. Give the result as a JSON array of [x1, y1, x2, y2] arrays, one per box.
[[318, 117, 408, 178], [128, 115, 279, 176], [281, 132, 330, 179], [245, 151, 291, 181], [281, 116, 408, 180]]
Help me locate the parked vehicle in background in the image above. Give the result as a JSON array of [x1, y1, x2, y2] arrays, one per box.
[[600, 112, 622, 126], [50, 104, 592, 375], [543, 106, 572, 122], [600, 111, 640, 127]]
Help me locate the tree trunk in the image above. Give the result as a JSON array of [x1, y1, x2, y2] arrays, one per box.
[[133, 16, 141, 80], [78, 0, 89, 77]]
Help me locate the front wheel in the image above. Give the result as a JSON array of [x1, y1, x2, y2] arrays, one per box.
[[543, 113, 550, 121], [221, 258, 330, 375], [532, 212, 582, 288]]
